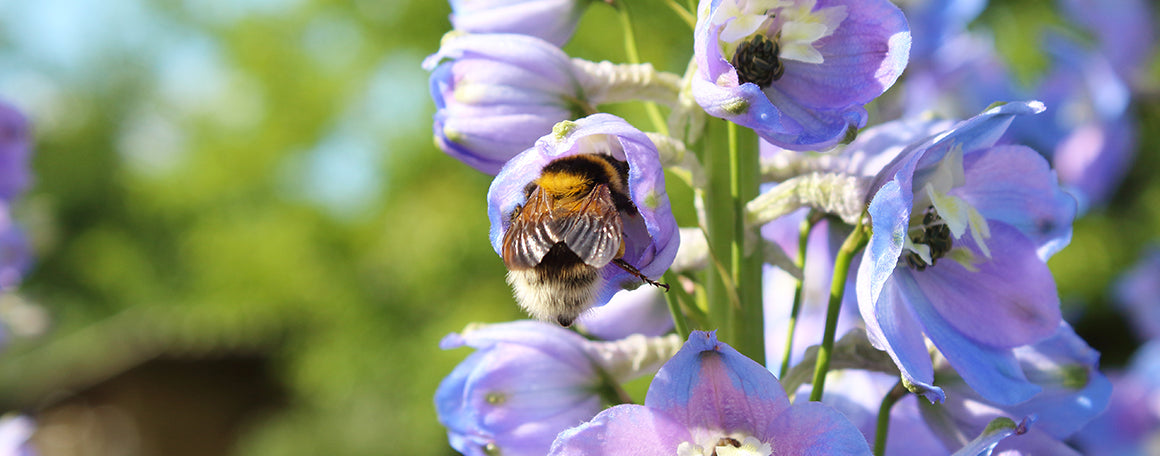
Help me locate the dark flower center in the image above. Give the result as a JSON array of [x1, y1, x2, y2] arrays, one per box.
[[905, 206, 953, 271], [731, 34, 784, 88], [710, 437, 742, 456]]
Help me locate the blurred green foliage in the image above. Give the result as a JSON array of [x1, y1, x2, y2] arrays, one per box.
[[0, 0, 1155, 455]]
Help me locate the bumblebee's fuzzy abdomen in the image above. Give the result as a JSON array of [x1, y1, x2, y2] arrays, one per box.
[[506, 243, 602, 326]]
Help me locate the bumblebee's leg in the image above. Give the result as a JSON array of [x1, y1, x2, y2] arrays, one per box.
[[612, 259, 669, 291]]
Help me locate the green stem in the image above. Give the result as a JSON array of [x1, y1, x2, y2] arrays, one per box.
[[613, 2, 669, 136], [661, 0, 697, 28], [663, 271, 692, 340], [728, 123, 763, 363], [874, 380, 908, 456], [808, 217, 868, 401], [704, 120, 735, 344], [778, 213, 818, 379]]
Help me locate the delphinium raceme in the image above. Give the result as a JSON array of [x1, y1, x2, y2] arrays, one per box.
[[423, 0, 1142, 454], [0, 100, 40, 454]]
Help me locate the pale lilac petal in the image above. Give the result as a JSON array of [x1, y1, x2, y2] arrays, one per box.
[[897, 269, 1041, 405], [576, 286, 674, 340], [450, 0, 588, 47], [906, 224, 1062, 349], [645, 331, 790, 440], [956, 145, 1075, 259], [772, 0, 911, 110], [857, 264, 945, 403], [549, 405, 690, 456], [763, 402, 872, 455]]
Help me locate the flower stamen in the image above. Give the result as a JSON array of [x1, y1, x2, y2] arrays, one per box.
[[731, 34, 785, 87]]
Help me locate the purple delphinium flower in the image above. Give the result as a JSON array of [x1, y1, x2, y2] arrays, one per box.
[[919, 323, 1110, 455], [1113, 245, 1160, 341], [550, 330, 872, 455], [1058, 0, 1156, 85], [487, 114, 679, 321], [436, 320, 679, 456], [0, 102, 32, 293], [449, 0, 592, 47], [1000, 35, 1136, 212], [0, 102, 31, 203], [855, 101, 1076, 405], [1073, 341, 1160, 456], [692, 0, 910, 151], [817, 324, 1108, 455], [901, 0, 987, 66], [424, 33, 592, 174]]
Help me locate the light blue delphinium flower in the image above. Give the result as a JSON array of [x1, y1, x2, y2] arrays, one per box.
[[487, 114, 679, 323], [436, 320, 681, 456], [691, 0, 911, 151], [449, 0, 593, 47], [1113, 245, 1160, 341], [818, 324, 1108, 455], [424, 33, 592, 174], [1073, 341, 1160, 456], [1058, 0, 1156, 86], [899, 0, 987, 66], [549, 330, 872, 455], [855, 101, 1076, 405]]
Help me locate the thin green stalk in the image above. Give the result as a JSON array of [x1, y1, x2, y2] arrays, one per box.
[[808, 217, 868, 402], [728, 122, 763, 363], [778, 214, 818, 379], [661, 0, 697, 28], [663, 271, 692, 340], [613, 2, 668, 135], [874, 380, 908, 456]]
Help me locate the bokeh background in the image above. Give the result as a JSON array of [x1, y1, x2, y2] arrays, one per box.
[[0, 0, 1155, 455]]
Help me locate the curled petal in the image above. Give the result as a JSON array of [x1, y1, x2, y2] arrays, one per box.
[[548, 405, 690, 456]]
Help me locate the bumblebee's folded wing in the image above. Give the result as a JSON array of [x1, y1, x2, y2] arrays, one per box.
[[502, 187, 561, 270], [555, 184, 622, 268]]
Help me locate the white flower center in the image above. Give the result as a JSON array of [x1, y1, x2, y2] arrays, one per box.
[[677, 436, 772, 456]]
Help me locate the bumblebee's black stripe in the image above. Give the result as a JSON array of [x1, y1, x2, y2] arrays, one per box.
[[535, 243, 599, 289], [588, 154, 637, 216]]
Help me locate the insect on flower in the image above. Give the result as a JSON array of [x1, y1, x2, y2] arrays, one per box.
[[502, 153, 669, 327]]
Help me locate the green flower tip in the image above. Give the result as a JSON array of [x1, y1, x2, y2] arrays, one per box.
[[1059, 364, 1091, 390], [982, 417, 1018, 436], [722, 98, 750, 115], [644, 191, 660, 209], [553, 120, 579, 140]]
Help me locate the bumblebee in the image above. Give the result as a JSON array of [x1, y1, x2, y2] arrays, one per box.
[[501, 153, 668, 326]]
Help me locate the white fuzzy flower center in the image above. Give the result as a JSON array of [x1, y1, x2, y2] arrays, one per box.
[[677, 436, 772, 456]]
